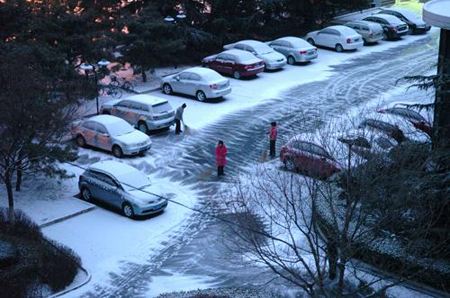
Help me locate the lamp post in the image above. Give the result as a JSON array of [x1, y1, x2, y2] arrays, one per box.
[[80, 59, 110, 115]]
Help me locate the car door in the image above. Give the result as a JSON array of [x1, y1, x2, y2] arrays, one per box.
[[269, 41, 281, 52], [126, 102, 141, 126], [92, 171, 122, 208], [174, 72, 192, 94], [94, 123, 113, 151], [221, 54, 235, 75], [187, 73, 201, 95], [329, 29, 341, 47], [111, 100, 132, 124], [316, 29, 331, 47], [81, 121, 97, 146], [277, 41, 290, 56]]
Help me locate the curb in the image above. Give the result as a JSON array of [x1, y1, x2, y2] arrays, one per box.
[[47, 266, 92, 298], [40, 206, 96, 228]]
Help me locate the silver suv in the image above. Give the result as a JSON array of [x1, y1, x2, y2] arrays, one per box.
[[345, 21, 384, 44], [100, 95, 175, 133], [79, 160, 168, 218]]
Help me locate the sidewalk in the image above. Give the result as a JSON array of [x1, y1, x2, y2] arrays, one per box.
[[0, 166, 95, 228]]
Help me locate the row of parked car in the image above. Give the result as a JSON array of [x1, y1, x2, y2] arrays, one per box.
[[72, 7, 431, 218]]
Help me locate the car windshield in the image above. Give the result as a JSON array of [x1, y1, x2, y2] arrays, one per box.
[[152, 102, 171, 113], [290, 39, 309, 48], [291, 140, 331, 159], [117, 170, 151, 192], [253, 44, 274, 55], [107, 120, 135, 137], [202, 71, 223, 81]]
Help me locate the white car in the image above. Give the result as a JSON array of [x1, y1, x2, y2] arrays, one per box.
[[223, 40, 287, 70], [161, 67, 232, 101], [268, 37, 318, 65], [306, 25, 364, 52], [79, 160, 168, 218], [100, 95, 175, 133], [72, 115, 152, 158]]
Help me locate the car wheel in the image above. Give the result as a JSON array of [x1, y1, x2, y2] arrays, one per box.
[[112, 145, 123, 158], [233, 71, 241, 80], [284, 158, 297, 172], [335, 44, 343, 53], [122, 203, 134, 218], [81, 187, 92, 202], [287, 56, 296, 65], [138, 121, 148, 134], [163, 84, 173, 95], [196, 90, 207, 102], [307, 38, 315, 46], [76, 135, 86, 147]]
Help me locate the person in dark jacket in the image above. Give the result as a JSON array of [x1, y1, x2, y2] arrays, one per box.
[[215, 140, 227, 176], [175, 103, 187, 134], [269, 122, 278, 158]]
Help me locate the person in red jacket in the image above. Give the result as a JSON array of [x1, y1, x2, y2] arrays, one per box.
[[269, 122, 278, 158], [215, 140, 227, 176]]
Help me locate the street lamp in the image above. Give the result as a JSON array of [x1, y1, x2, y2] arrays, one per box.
[[80, 59, 110, 115]]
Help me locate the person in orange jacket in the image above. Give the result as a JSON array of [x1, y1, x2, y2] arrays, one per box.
[[215, 140, 227, 176]]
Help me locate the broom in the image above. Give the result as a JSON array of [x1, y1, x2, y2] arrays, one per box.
[[182, 120, 193, 135]]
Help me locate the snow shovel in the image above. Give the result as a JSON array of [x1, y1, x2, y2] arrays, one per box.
[[182, 121, 194, 135]]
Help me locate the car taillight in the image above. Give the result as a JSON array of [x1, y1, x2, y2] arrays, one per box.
[[300, 50, 307, 54], [210, 84, 217, 89], [245, 64, 252, 69], [346, 38, 352, 43]]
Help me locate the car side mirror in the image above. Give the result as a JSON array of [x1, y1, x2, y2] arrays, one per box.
[[100, 132, 109, 137], [175, 76, 180, 81]]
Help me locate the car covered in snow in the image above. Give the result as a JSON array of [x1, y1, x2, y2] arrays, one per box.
[[268, 36, 318, 64], [378, 8, 431, 34], [223, 40, 287, 70], [100, 95, 175, 133], [377, 106, 432, 137], [78, 160, 168, 218], [202, 49, 265, 79], [71, 115, 152, 158], [363, 14, 409, 40], [280, 137, 341, 178], [344, 20, 384, 44], [306, 25, 364, 52], [161, 67, 232, 101]]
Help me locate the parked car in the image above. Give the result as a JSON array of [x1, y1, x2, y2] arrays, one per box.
[[223, 40, 287, 70], [161, 67, 231, 102], [100, 95, 175, 133], [280, 137, 341, 178], [344, 20, 384, 44], [79, 160, 168, 218], [72, 115, 152, 158], [363, 14, 409, 40], [268, 37, 318, 65], [202, 49, 265, 79], [306, 25, 363, 52], [377, 107, 432, 137], [378, 8, 431, 34]]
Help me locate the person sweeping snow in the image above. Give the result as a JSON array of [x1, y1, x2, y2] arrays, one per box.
[[175, 103, 187, 134]]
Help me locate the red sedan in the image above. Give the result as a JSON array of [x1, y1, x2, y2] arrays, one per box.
[[202, 49, 265, 80], [280, 138, 341, 178]]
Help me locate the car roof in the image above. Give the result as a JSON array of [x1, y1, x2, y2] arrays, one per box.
[[123, 94, 168, 106], [236, 39, 265, 47], [347, 20, 380, 28], [372, 13, 402, 22], [222, 49, 257, 59], [276, 36, 310, 45], [183, 66, 219, 76], [88, 160, 140, 180], [88, 114, 127, 126]]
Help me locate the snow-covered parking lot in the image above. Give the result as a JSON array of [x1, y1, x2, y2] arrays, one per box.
[[0, 29, 439, 297]]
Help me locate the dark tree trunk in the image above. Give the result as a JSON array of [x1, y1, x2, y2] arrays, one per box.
[[141, 68, 147, 83], [327, 240, 338, 280], [5, 172, 15, 224], [433, 29, 450, 150], [16, 160, 22, 191]]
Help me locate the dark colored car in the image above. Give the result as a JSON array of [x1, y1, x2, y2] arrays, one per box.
[[379, 8, 431, 34], [280, 138, 341, 178], [363, 14, 409, 40], [202, 49, 265, 80]]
